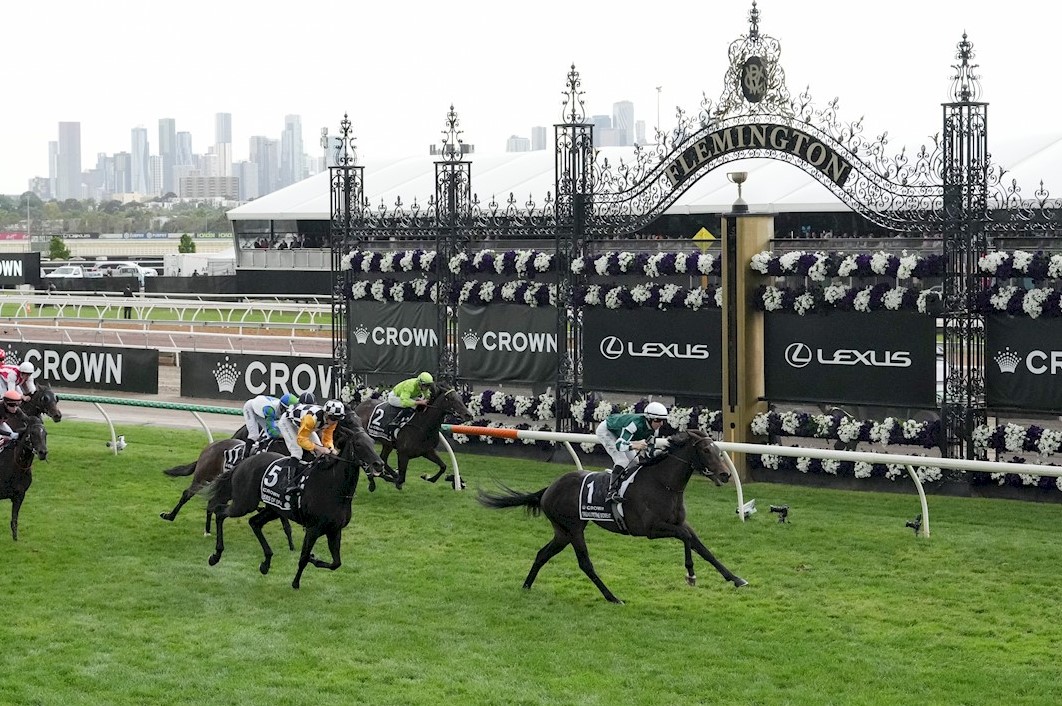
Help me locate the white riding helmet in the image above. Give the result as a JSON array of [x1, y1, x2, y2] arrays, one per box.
[[323, 399, 345, 419], [644, 401, 668, 420], [18, 361, 35, 375]]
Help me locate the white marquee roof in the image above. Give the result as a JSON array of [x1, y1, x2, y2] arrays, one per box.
[[228, 135, 1062, 222]]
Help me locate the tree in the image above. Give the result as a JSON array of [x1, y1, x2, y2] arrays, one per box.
[[178, 233, 197, 253], [49, 236, 71, 260]]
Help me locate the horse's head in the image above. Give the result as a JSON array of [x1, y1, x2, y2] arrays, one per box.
[[670, 430, 729, 486], [430, 387, 473, 424], [28, 386, 62, 423], [19, 418, 48, 462], [336, 412, 386, 477]]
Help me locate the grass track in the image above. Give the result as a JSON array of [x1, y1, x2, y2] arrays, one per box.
[[1, 420, 1060, 705]]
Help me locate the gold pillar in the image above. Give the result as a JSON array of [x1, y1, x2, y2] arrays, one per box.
[[721, 212, 773, 479]]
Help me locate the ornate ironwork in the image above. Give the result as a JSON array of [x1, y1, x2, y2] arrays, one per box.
[[434, 106, 471, 386], [328, 114, 363, 395]]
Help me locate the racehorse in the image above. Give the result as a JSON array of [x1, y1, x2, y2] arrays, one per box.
[[159, 435, 294, 548], [477, 429, 747, 603], [0, 417, 48, 541], [21, 385, 62, 424], [354, 384, 473, 490], [206, 414, 386, 589]]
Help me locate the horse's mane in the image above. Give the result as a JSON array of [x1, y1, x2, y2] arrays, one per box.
[[666, 429, 709, 447]]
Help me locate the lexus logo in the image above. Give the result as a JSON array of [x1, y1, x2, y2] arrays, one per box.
[[600, 336, 624, 361], [784, 342, 813, 368]]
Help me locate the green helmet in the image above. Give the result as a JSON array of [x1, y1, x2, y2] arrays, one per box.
[[417, 372, 434, 385]]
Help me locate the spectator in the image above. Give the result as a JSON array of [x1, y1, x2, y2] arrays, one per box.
[[123, 286, 133, 319]]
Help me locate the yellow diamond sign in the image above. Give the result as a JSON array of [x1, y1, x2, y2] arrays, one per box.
[[692, 227, 716, 253]]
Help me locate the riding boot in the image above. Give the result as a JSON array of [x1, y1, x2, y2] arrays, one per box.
[[604, 463, 628, 504]]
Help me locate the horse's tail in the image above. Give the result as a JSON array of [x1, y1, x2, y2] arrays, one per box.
[[162, 462, 197, 477], [476, 483, 546, 517], [205, 467, 235, 507]]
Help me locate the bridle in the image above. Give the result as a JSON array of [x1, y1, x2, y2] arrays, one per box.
[[14, 420, 46, 466], [660, 433, 722, 478]]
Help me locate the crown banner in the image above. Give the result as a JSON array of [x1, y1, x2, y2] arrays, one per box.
[[346, 301, 439, 375], [581, 308, 722, 397], [986, 314, 1062, 413], [5, 342, 158, 393], [180, 351, 334, 401], [0, 252, 41, 286], [457, 304, 558, 384], [764, 310, 936, 407]]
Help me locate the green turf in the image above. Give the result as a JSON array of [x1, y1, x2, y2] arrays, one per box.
[[1, 420, 1059, 705]]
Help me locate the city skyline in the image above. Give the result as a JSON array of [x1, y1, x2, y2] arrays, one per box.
[[4, 1, 1059, 195]]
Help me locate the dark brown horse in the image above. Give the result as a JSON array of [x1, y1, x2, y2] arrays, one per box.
[[0, 417, 48, 541], [354, 384, 473, 490], [22, 385, 62, 424], [477, 430, 747, 603], [206, 413, 386, 589], [159, 435, 293, 548]]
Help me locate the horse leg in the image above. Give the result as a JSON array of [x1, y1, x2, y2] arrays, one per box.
[[420, 449, 448, 484], [683, 543, 696, 586], [208, 511, 227, 566], [205, 508, 213, 537], [248, 509, 277, 575], [568, 525, 623, 604], [292, 526, 324, 589], [648, 521, 747, 588], [308, 529, 342, 570], [523, 527, 570, 591], [379, 444, 398, 482], [10, 493, 23, 541], [394, 455, 409, 490], [280, 517, 295, 551], [159, 484, 200, 522]]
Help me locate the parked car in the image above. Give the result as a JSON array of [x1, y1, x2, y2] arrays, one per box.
[[114, 264, 157, 278], [90, 260, 139, 277], [44, 265, 88, 278]]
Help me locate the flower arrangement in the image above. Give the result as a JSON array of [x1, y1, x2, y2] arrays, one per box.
[[750, 250, 945, 280], [978, 250, 1062, 281], [342, 249, 438, 274], [751, 453, 945, 484], [753, 283, 940, 315], [457, 280, 555, 307], [750, 410, 940, 448], [448, 249, 556, 276], [574, 283, 722, 310], [975, 284, 1062, 318], [347, 278, 438, 303], [571, 251, 721, 277]]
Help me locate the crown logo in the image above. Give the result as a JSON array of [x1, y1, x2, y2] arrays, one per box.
[[353, 325, 369, 344], [993, 347, 1021, 374], [462, 331, 480, 350], [3, 348, 20, 365], [212, 356, 240, 393]]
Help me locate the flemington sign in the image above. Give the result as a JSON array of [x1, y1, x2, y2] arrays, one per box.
[[663, 123, 854, 188]]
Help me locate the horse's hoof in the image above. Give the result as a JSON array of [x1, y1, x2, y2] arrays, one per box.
[[259, 562, 270, 575], [394, 482, 403, 491], [291, 581, 301, 590], [159, 513, 173, 522], [608, 597, 625, 605], [208, 554, 220, 566], [686, 575, 697, 587], [733, 577, 749, 588], [204, 532, 212, 537]]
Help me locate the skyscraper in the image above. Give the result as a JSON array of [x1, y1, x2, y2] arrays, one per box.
[[215, 113, 233, 178], [175, 131, 194, 168], [613, 101, 634, 146], [113, 152, 132, 194], [56, 122, 82, 200], [158, 118, 177, 195], [48, 140, 59, 200], [249, 136, 279, 196], [280, 114, 304, 187], [531, 126, 547, 151], [131, 127, 150, 195], [506, 135, 530, 152]]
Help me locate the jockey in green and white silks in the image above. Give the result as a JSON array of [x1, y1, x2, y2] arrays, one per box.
[[385, 372, 433, 432], [596, 401, 669, 504]]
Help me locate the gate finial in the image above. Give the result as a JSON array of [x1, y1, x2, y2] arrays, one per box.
[[561, 64, 586, 124], [949, 32, 982, 103], [439, 105, 465, 161], [334, 113, 358, 167], [748, 1, 760, 40]]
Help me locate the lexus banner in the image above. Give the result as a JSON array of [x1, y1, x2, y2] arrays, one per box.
[[986, 314, 1062, 412], [765, 310, 935, 407], [347, 301, 439, 375], [582, 308, 722, 396], [458, 304, 558, 384], [181, 351, 335, 401], [4, 342, 158, 393]]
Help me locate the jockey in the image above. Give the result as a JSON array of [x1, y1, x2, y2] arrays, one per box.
[[242, 393, 295, 452], [0, 361, 37, 400], [386, 372, 433, 433], [279, 398, 344, 464], [297, 391, 316, 405], [0, 390, 30, 446], [599, 401, 669, 504]]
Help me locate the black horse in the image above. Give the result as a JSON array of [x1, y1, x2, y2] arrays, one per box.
[[159, 435, 293, 548], [206, 414, 386, 589], [477, 430, 747, 603], [354, 384, 473, 490], [0, 417, 48, 541], [21, 385, 62, 424]]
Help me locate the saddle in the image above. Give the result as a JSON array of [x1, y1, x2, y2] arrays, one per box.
[[366, 402, 413, 442], [260, 457, 305, 511]]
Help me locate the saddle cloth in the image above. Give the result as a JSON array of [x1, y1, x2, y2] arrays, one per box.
[[260, 457, 304, 511], [578, 468, 640, 524], [222, 444, 246, 473], [366, 402, 412, 442]]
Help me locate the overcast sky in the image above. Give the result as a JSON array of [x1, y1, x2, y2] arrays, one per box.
[[3, 0, 1057, 196]]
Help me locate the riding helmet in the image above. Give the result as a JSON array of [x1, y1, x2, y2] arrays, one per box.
[[298, 392, 316, 405], [324, 399, 345, 419], [18, 361, 35, 375], [644, 401, 668, 419], [417, 372, 433, 385], [2, 390, 22, 403]]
